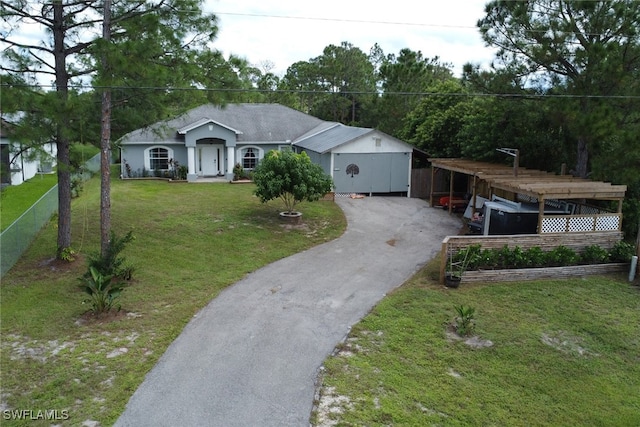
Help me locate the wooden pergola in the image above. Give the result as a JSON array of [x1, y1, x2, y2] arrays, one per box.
[[429, 158, 627, 234]]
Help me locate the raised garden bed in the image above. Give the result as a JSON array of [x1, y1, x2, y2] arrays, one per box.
[[460, 263, 629, 284], [440, 234, 635, 286]]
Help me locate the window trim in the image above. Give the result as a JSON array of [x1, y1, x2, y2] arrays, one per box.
[[237, 146, 263, 170], [144, 146, 174, 171]]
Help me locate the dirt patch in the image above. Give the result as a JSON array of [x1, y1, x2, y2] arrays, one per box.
[[464, 335, 494, 349], [445, 324, 494, 348], [2, 334, 74, 363], [314, 386, 353, 427], [541, 331, 599, 357], [279, 222, 309, 231], [76, 309, 129, 326], [37, 253, 86, 273]]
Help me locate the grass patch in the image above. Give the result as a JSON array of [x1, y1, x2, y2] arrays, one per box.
[[0, 143, 100, 231], [313, 259, 640, 426], [0, 174, 57, 230], [1, 177, 346, 426]]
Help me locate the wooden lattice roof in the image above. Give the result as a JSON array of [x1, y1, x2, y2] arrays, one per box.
[[429, 158, 627, 201]]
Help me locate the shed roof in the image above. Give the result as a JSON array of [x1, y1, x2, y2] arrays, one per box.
[[293, 123, 373, 154], [429, 158, 626, 201]]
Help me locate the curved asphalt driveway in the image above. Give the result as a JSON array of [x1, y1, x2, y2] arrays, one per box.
[[115, 196, 461, 427]]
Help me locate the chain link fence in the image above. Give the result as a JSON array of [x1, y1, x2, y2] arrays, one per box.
[[1, 154, 101, 277]]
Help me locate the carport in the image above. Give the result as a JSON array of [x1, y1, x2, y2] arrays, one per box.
[[428, 158, 627, 235]]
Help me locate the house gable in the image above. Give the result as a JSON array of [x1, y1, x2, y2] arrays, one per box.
[[180, 121, 238, 148], [332, 130, 412, 154], [178, 118, 242, 136], [294, 124, 412, 155]]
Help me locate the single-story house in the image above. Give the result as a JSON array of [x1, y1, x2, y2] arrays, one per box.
[[118, 103, 415, 195], [1, 117, 56, 187]]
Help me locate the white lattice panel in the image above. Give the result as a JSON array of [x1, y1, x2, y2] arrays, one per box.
[[595, 215, 619, 231], [541, 217, 567, 233], [568, 216, 595, 232]]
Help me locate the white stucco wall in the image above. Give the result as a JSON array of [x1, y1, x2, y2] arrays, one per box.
[[332, 131, 412, 154], [4, 141, 57, 186]]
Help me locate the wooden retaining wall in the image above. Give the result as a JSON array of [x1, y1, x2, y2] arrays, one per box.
[[440, 231, 625, 285], [460, 263, 629, 284]]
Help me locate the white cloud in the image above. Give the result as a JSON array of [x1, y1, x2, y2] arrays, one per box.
[[206, 0, 497, 77]]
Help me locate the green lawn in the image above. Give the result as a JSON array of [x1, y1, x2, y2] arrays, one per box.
[[0, 143, 100, 231], [0, 173, 57, 230], [313, 259, 640, 426], [0, 176, 346, 426]]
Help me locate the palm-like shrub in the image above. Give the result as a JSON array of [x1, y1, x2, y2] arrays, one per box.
[[86, 230, 134, 279], [80, 267, 127, 314]]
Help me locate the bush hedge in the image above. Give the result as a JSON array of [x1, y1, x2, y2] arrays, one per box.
[[453, 241, 635, 271]]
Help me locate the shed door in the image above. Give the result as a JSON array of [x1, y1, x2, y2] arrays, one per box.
[[389, 152, 410, 191], [332, 153, 409, 194], [333, 153, 372, 193]]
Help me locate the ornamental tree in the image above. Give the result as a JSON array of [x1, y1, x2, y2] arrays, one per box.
[[252, 150, 333, 214]]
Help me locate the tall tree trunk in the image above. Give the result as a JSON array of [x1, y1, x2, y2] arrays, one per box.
[[53, 1, 72, 258], [575, 136, 589, 179], [351, 97, 356, 124], [100, 0, 112, 257], [574, 99, 590, 179]]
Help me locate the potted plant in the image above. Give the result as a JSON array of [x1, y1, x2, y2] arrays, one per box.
[[252, 150, 333, 223], [445, 247, 473, 288]]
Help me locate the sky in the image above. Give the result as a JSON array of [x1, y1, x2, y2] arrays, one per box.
[[204, 0, 498, 77], [2, 0, 498, 85]]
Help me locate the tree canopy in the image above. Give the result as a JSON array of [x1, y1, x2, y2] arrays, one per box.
[[252, 150, 333, 214], [278, 42, 377, 126], [478, 0, 640, 178], [374, 49, 453, 136]]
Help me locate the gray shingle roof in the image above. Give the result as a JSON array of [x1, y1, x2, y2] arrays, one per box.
[[293, 123, 373, 154], [120, 103, 326, 143]]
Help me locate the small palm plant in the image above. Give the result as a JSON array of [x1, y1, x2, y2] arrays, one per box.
[[80, 266, 127, 314], [454, 305, 476, 336]]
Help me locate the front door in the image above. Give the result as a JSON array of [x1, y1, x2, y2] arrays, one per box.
[[199, 145, 223, 176]]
